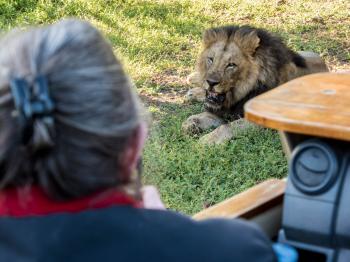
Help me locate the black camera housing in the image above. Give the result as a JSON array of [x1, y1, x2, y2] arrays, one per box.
[[278, 137, 350, 262]]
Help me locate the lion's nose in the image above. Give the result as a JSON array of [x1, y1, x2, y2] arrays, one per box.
[[206, 79, 220, 89]]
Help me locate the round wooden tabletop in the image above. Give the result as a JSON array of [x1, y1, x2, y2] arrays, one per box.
[[244, 73, 350, 141]]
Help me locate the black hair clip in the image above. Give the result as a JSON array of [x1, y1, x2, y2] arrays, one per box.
[[9, 76, 55, 145]]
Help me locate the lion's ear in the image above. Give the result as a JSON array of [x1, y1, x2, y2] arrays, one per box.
[[203, 29, 218, 47], [233, 30, 260, 55]]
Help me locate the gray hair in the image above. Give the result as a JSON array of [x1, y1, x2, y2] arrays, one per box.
[[0, 19, 142, 199]]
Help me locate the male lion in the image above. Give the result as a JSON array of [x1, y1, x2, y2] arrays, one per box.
[[183, 25, 327, 138]]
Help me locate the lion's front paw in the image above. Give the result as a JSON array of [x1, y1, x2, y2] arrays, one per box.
[[182, 112, 224, 135], [186, 72, 202, 86], [199, 124, 233, 145], [184, 87, 206, 103], [198, 119, 255, 145]]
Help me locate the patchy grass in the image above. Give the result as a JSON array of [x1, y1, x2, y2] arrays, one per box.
[[1, 0, 349, 214]]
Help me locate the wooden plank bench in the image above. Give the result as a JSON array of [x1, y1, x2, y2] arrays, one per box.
[[193, 179, 286, 238]]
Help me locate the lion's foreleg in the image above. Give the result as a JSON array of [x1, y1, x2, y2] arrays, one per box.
[[199, 118, 255, 145], [181, 112, 225, 135]]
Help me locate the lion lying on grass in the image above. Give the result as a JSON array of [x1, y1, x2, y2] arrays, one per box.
[[183, 25, 328, 143]]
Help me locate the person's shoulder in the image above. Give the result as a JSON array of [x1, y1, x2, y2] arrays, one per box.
[[138, 207, 266, 238], [139, 209, 277, 262], [139, 207, 263, 237], [196, 218, 277, 262]]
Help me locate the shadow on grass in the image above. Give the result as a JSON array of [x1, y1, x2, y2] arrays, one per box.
[[83, 1, 211, 63], [84, 1, 211, 37], [139, 91, 201, 122], [139, 93, 182, 108]]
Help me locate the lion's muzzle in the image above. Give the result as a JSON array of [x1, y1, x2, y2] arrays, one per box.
[[204, 90, 226, 113], [206, 90, 225, 104], [204, 76, 226, 113]]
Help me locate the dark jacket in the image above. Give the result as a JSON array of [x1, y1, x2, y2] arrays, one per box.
[[0, 187, 276, 262]]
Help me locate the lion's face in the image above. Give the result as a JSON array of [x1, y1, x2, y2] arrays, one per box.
[[196, 28, 261, 113]]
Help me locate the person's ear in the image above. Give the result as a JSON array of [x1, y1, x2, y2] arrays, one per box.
[[119, 122, 148, 181]]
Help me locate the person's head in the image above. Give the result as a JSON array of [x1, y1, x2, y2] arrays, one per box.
[[0, 19, 146, 200]]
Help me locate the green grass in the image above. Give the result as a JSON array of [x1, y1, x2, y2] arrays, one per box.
[[1, 0, 349, 214]]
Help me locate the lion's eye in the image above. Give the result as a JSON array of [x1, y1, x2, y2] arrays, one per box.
[[226, 63, 237, 69], [207, 57, 213, 65]]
